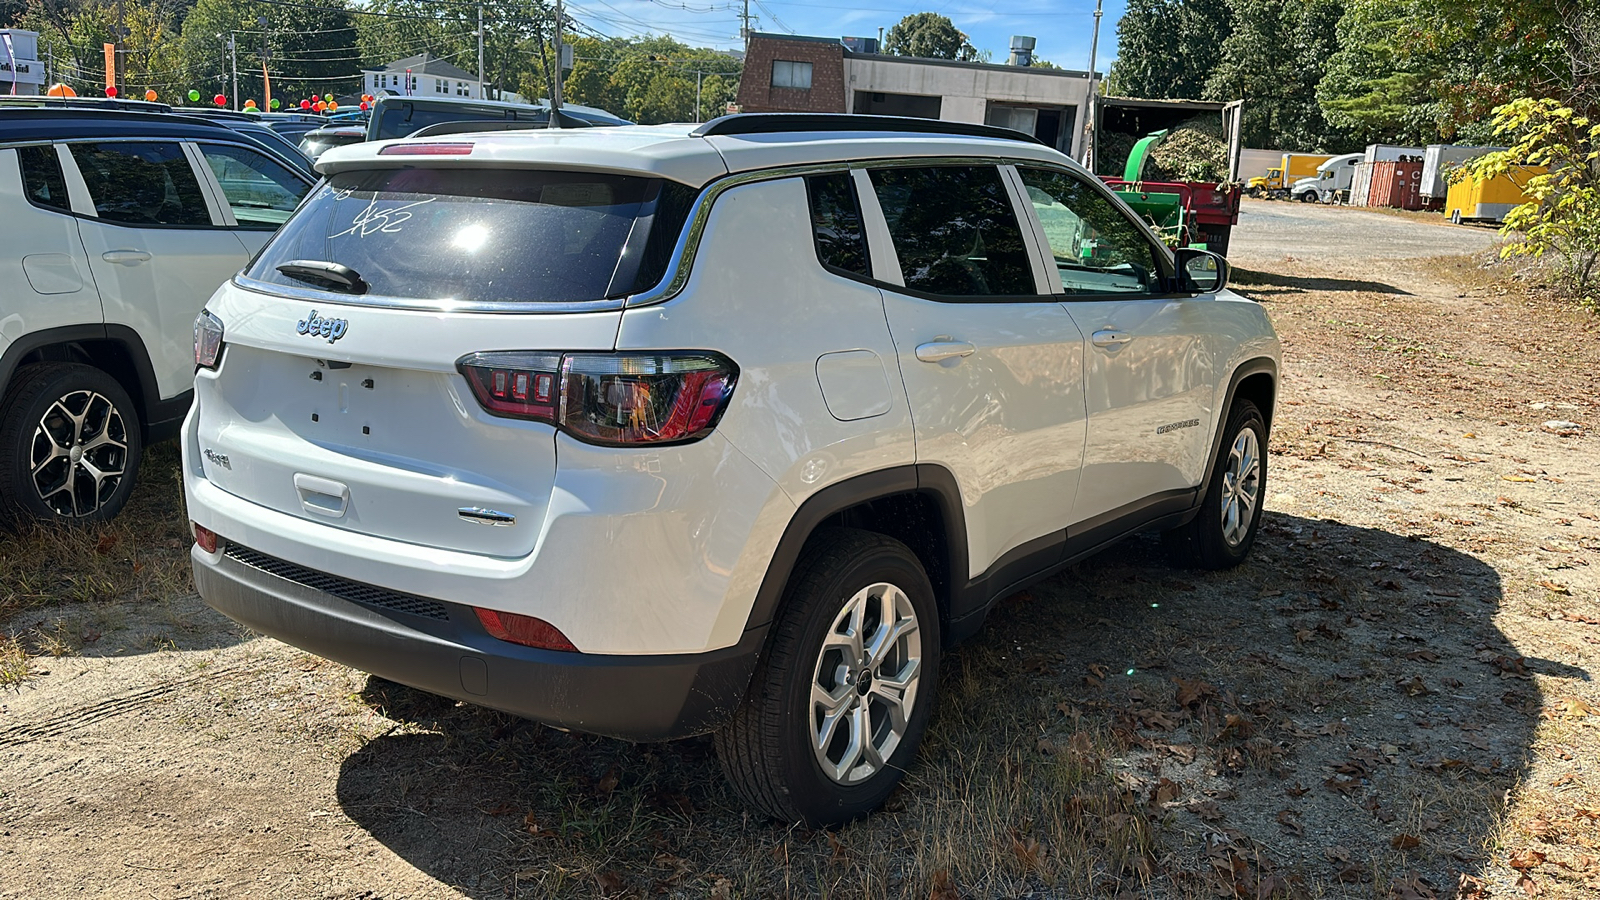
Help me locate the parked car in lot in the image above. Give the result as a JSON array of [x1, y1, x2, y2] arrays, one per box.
[[184, 113, 1279, 826], [298, 125, 366, 161], [366, 94, 630, 141], [0, 108, 315, 522]]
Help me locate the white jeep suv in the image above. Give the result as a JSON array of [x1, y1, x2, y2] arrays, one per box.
[[0, 107, 313, 522], [184, 114, 1280, 826]]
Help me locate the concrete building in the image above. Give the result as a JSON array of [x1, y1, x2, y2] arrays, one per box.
[[1, 30, 45, 96], [362, 53, 483, 101], [735, 32, 1098, 157]]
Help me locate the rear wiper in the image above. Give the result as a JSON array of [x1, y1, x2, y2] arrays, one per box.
[[276, 259, 368, 294]]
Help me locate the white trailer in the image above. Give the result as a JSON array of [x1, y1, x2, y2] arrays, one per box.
[[1421, 144, 1505, 203]]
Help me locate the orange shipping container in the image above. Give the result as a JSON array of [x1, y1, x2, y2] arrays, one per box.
[[1369, 159, 1424, 210]]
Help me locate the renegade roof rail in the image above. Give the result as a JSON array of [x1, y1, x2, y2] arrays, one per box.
[[690, 113, 1045, 145]]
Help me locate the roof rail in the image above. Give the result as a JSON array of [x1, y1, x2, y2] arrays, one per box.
[[690, 112, 1044, 145]]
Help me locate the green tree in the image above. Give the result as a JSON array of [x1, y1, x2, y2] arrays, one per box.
[[1464, 97, 1600, 300], [176, 0, 358, 107], [1203, 0, 1350, 151], [1316, 0, 1438, 145], [358, 0, 556, 101], [1107, 0, 1230, 99], [560, 34, 739, 123], [15, 0, 184, 97], [883, 12, 982, 62]]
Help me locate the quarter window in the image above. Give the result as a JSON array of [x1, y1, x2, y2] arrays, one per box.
[[197, 143, 311, 228], [1018, 167, 1163, 295], [805, 173, 869, 277], [69, 142, 211, 227], [16, 145, 71, 213], [868, 165, 1035, 297], [772, 60, 813, 90]]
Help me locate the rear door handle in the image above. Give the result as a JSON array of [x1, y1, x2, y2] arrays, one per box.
[[914, 340, 977, 363], [1091, 329, 1132, 347], [294, 473, 349, 518], [101, 250, 152, 266]]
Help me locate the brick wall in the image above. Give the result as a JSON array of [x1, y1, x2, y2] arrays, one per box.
[[736, 35, 846, 113]]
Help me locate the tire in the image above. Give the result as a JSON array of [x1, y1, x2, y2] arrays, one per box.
[[1297, 191, 1317, 203], [0, 363, 143, 524], [715, 527, 940, 827], [1164, 400, 1266, 570]]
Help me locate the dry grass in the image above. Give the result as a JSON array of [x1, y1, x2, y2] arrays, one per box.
[[0, 630, 34, 689], [0, 441, 192, 622]]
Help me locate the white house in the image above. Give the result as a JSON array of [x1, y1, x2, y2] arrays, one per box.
[[361, 53, 483, 100], [1, 29, 45, 96]]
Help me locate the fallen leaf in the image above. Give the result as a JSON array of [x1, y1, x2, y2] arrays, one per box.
[[594, 870, 626, 895], [1509, 849, 1548, 870], [596, 765, 619, 795], [710, 877, 734, 900], [825, 831, 846, 860], [1400, 675, 1431, 696], [1187, 799, 1224, 821], [1502, 474, 1538, 482], [1391, 833, 1422, 850], [1175, 678, 1219, 709], [1276, 809, 1304, 836], [1010, 829, 1046, 870], [1516, 872, 1541, 896], [1389, 872, 1438, 900], [1325, 845, 1351, 863], [1285, 783, 1309, 798], [94, 533, 119, 554], [1150, 777, 1182, 806], [1538, 580, 1572, 595], [1558, 697, 1599, 718], [928, 869, 959, 900]]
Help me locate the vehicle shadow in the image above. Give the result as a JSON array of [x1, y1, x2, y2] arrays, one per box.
[[334, 510, 1536, 898], [1231, 267, 1413, 298]]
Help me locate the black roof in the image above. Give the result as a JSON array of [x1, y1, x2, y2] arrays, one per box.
[[0, 107, 240, 144], [691, 112, 1044, 145]]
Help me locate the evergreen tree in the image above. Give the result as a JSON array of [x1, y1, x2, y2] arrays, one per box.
[[883, 12, 982, 62]]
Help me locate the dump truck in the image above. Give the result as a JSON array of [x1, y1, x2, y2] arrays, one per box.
[[1092, 96, 1245, 255], [1248, 153, 1334, 198]]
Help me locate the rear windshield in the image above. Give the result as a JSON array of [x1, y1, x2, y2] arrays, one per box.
[[245, 168, 694, 304], [374, 103, 540, 140]]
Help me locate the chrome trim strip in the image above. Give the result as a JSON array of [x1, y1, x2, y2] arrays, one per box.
[[458, 507, 516, 526]]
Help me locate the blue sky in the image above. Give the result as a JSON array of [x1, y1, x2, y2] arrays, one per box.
[[563, 0, 1127, 75]]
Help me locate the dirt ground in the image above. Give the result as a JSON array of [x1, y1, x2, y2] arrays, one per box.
[[2, 201, 1598, 899]]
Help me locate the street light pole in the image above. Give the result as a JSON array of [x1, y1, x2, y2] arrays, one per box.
[[548, 0, 563, 127], [476, 4, 484, 99], [1083, 0, 1103, 167], [229, 33, 238, 110]]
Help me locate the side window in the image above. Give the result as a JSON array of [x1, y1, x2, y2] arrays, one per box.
[[197, 143, 310, 228], [68, 142, 211, 227], [1018, 167, 1163, 295], [868, 165, 1035, 298], [804, 172, 869, 278], [16, 146, 71, 213]]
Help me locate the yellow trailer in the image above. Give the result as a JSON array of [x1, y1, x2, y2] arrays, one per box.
[[1247, 153, 1334, 196], [1446, 165, 1546, 223]]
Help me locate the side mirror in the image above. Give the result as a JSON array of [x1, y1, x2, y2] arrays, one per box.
[[1174, 247, 1230, 294]]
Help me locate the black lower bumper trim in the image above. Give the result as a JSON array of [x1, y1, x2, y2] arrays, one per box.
[[195, 549, 765, 741]]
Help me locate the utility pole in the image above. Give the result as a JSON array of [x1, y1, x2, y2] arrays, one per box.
[[740, 0, 752, 50], [548, 0, 563, 126], [259, 17, 270, 111], [1083, 0, 1103, 167], [696, 68, 703, 123], [229, 33, 238, 110], [476, 4, 485, 99]]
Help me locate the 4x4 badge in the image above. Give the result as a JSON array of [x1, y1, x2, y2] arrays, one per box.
[[296, 310, 349, 343]]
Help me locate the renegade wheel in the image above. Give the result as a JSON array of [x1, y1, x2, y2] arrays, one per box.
[[1164, 400, 1266, 570], [0, 363, 143, 524], [716, 528, 939, 826]]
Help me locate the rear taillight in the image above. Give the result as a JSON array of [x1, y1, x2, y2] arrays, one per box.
[[458, 351, 737, 446], [378, 142, 474, 155], [195, 310, 224, 369], [474, 608, 577, 651], [193, 523, 222, 553]]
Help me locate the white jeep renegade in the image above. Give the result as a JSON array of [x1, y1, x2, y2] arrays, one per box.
[[184, 113, 1280, 826]]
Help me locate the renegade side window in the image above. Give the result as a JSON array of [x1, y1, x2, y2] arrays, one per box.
[[805, 172, 869, 277], [247, 168, 693, 304], [867, 165, 1034, 297], [69, 142, 211, 227], [16, 146, 71, 213], [1018, 167, 1163, 295], [196, 143, 310, 228]]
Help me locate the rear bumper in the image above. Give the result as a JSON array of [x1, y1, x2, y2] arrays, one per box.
[[194, 544, 765, 741]]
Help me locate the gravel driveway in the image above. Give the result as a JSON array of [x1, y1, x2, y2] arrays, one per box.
[[1229, 198, 1503, 262]]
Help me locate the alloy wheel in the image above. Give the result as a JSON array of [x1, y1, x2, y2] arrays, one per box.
[[809, 581, 922, 785], [29, 390, 129, 518], [1220, 427, 1261, 547]]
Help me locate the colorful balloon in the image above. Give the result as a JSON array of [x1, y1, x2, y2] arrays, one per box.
[[47, 83, 77, 97], [327, 101, 338, 111], [104, 85, 118, 98], [269, 98, 280, 109], [300, 99, 311, 109], [243, 99, 257, 109], [359, 101, 369, 111], [188, 89, 201, 102], [214, 94, 226, 107], [144, 89, 157, 102], [324, 93, 333, 103]]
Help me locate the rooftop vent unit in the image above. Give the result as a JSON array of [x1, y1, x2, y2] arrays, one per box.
[[841, 36, 879, 54], [1009, 35, 1036, 67]]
